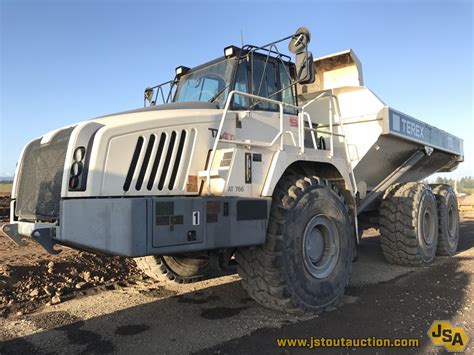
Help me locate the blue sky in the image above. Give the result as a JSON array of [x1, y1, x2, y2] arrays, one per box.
[[1, 0, 473, 178]]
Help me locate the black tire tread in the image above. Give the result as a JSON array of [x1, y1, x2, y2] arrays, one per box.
[[379, 182, 436, 266], [430, 184, 459, 256], [134, 256, 206, 284], [236, 173, 353, 314]]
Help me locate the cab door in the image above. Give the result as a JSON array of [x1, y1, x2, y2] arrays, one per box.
[[227, 55, 297, 196], [232, 55, 298, 144]]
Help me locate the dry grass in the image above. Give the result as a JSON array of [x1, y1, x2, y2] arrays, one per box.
[[459, 188, 474, 196], [0, 183, 12, 193]]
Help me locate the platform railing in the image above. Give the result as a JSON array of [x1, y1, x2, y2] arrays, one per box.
[[299, 92, 358, 194], [205, 90, 357, 195], [205, 90, 298, 193]]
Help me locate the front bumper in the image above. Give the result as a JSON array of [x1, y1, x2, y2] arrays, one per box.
[[3, 196, 270, 257]]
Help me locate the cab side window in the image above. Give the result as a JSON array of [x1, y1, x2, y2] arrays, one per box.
[[279, 62, 297, 114]]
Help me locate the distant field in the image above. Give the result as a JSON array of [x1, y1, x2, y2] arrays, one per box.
[[458, 188, 474, 196], [0, 183, 13, 193]]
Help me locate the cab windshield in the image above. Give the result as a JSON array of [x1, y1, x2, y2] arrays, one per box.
[[174, 59, 236, 108]]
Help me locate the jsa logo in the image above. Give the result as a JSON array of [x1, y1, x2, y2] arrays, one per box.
[[428, 320, 470, 352]]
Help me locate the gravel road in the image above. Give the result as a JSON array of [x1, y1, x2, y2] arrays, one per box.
[[1, 214, 472, 354]]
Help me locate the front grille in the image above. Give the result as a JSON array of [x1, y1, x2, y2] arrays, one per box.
[[123, 129, 196, 193], [16, 127, 74, 221]]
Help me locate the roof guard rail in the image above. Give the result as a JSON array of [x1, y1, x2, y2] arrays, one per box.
[[144, 80, 177, 107]]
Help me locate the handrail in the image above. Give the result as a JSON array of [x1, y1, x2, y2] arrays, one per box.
[[205, 90, 298, 193], [205, 89, 357, 196], [300, 92, 358, 194], [303, 127, 346, 138], [285, 131, 297, 146], [299, 92, 340, 156], [302, 112, 318, 150]]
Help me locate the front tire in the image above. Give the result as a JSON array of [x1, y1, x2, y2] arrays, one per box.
[[236, 175, 353, 314], [379, 182, 438, 265], [431, 184, 460, 256]]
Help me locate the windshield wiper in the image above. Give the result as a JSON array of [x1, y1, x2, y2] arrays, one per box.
[[208, 84, 230, 107]]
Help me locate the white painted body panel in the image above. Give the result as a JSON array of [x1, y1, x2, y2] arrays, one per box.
[[65, 109, 223, 197]]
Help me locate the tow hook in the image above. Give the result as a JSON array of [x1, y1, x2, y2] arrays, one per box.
[[2, 223, 26, 246], [31, 228, 62, 255], [2, 223, 62, 255]]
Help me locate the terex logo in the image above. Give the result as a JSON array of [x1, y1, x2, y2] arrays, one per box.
[[428, 320, 470, 352], [392, 113, 425, 139], [401, 118, 424, 139]]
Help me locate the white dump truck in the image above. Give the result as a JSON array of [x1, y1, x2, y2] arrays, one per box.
[[3, 28, 463, 313]]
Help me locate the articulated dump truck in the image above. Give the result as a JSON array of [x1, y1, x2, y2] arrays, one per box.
[[3, 28, 463, 314]]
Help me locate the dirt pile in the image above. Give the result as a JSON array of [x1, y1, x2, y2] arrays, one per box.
[[0, 231, 144, 318], [0, 193, 150, 318]]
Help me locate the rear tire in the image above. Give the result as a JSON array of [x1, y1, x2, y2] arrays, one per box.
[[431, 184, 460, 256], [134, 254, 212, 284], [236, 175, 353, 314], [379, 182, 438, 266]]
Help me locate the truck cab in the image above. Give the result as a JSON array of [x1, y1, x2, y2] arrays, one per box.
[[4, 33, 315, 256]]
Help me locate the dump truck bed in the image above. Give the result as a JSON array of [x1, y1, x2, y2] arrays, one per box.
[[300, 86, 463, 191], [385, 107, 463, 156], [298, 50, 463, 210], [352, 105, 463, 202]]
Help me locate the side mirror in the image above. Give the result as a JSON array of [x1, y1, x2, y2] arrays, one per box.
[[295, 51, 315, 84]]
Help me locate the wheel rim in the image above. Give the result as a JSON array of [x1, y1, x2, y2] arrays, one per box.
[[421, 206, 436, 246], [302, 214, 339, 279]]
